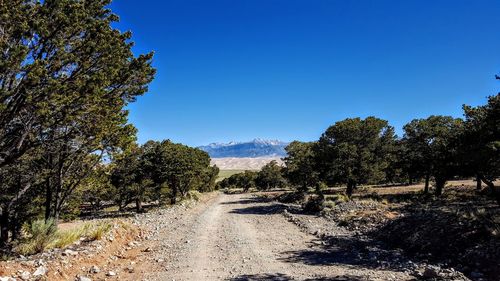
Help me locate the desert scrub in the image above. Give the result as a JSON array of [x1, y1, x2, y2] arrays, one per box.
[[326, 194, 349, 203], [16, 220, 113, 255], [85, 221, 113, 241], [17, 219, 57, 255], [186, 190, 202, 201]]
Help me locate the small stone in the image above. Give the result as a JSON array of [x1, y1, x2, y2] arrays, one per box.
[[33, 265, 48, 277], [63, 249, 78, 256], [89, 265, 100, 274], [107, 271, 117, 276], [77, 276, 92, 281], [20, 271, 30, 280]]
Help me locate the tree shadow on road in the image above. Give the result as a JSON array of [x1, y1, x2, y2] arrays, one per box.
[[221, 198, 271, 205], [227, 273, 368, 281], [227, 197, 307, 216], [279, 235, 412, 274], [227, 273, 367, 281], [227, 273, 291, 281], [229, 203, 288, 215]]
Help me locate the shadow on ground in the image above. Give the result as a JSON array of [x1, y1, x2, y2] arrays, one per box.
[[227, 273, 368, 281], [221, 198, 271, 205], [278, 234, 412, 274], [227, 196, 306, 216]]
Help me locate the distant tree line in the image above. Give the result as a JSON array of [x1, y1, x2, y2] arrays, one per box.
[[0, 1, 218, 247], [217, 161, 286, 192], [222, 83, 499, 206], [283, 90, 499, 202]]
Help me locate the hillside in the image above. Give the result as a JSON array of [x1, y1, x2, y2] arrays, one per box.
[[198, 139, 288, 158]]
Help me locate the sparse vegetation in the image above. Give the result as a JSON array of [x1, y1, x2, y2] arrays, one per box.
[[16, 220, 112, 255]]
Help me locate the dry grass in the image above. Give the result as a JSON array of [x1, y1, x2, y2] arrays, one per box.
[[16, 220, 113, 255]]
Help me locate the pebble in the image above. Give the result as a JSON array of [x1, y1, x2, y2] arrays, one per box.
[[33, 265, 48, 277]]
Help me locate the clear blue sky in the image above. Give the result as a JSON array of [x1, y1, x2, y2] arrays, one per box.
[[110, 0, 500, 147]]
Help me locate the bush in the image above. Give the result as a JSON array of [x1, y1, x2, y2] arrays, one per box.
[[326, 194, 349, 203], [17, 219, 57, 255], [303, 195, 325, 213], [277, 191, 306, 203], [84, 222, 113, 241], [186, 190, 202, 201], [16, 220, 113, 255]]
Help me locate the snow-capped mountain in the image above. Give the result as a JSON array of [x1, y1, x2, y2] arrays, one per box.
[[198, 139, 289, 158]]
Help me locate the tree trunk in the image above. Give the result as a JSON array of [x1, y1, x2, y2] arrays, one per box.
[[346, 180, 356, 198], [424, 173, 430, 194], [0, 207, 9, 246], [44, 178, 52, 221], [135, 198, 143, 213], [480, 176, 500, 205], [171, 184, 178, 205], [435, 177, 446, 196], [476, 174, 482, 190]]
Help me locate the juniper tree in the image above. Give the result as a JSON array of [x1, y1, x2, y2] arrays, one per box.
[[462, 93, 500, 202], [316, 117, 396, 197], [402, 116, 463, 195], [0, 0, 155, 243], [283, 141, 318, 192]]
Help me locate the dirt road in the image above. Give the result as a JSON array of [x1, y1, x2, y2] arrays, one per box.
[[136, 193, 411, 281]]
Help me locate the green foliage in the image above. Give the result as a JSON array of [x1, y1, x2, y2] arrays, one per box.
[[0, 0, 155, 244], [217, 170, 258, 192], [462, 93, 500, 201], [110, 140, 216, 208], [284, 141, 319, 192], [402, 116, 463, 195], [255, 161, 287, 190], [315, 117, 396, 197], [217, 170, 248, 182], [17, 220, 112, 255], [17, 219, 56, 255]]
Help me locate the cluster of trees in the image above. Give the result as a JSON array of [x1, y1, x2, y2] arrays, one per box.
[[109, 140, 218, 213], [0, 1, 217, 247], [217, 161, 286, 192], [283, 89, 500, 201]]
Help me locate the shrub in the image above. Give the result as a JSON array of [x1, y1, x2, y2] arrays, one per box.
[[326, 194, 349, 203], [17, 219, 57, 255], [186, 190, 202, 201], [16, 220, 113, 255], [85, 222, 113, 241], [303, 195, 325, 213]]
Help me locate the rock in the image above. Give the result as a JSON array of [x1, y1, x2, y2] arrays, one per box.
[[20, 271, 30, 280], [107, 271, 117, 276], [89, 265, 100, 274], [423, 266, 440, 278], [63, 249, 79, 256], [33, 265, 48, 276], [0, 277, 13, 281], [156, 258, 164, 263], [77, 276, 92, 281]]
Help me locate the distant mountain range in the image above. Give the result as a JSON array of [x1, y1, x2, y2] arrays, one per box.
[[198, 138, 289, 158]]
